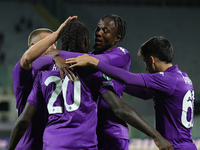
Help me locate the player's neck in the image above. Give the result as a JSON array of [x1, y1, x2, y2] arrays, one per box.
[[156, 62, 173, 72], [106, 45, 116, 51]]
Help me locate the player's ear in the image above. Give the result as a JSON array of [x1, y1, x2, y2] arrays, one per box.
[[30, 42, 35, 47], [150, 56, 155, 64], [114, 35, 121, 43], [85, 36, 89, 46], [84, 36, 90, 53]]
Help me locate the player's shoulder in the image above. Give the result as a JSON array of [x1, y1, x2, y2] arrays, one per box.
[[34, 70, 61, 88], [13, 60, 21, 69], [43, 69, 59, 76], [111, 46, 130, 55], [13, 60, 29, 72], [13, 60, 34, 81], [12, 61, 22, 76], [37, 69, 60, 79], [153, 71, 176, 80]]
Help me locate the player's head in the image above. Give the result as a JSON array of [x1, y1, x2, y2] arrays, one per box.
[[138, 36, 174, 73], [28, 28, 57, 47], [60, 20, 89, 53], [93, 14, 127, 54], [28, 28, 57, 55]]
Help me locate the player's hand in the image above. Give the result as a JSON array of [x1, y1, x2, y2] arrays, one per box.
[[55, 15, 78, 39], [153, 134, 174, 150], [53, 56, 76, 81], [66, 54, 99, 69]]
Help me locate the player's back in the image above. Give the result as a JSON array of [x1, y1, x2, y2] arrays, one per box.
[[151, 65, 196, 149], [36, 69, 98, 150]]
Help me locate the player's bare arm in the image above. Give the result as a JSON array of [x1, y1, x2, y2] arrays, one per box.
[[20, 16, 77, 70], [8, 103, 37, 150], [101, 91, 173, 150]]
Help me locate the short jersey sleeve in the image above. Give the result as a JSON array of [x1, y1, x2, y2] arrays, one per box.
[[12, 60, 38, 111], [13, 60, 33, 87]]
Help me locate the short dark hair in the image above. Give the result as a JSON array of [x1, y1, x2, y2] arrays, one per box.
[[101, 14, 127, 42], [60, 20, 89, 53], [138, 36, 174, 63]]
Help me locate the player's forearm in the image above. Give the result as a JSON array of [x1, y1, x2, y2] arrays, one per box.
[[97, 61, 145, 86], [8, 117, 31, 150], [102, 91, 172, 150], [124, 112, 172, 149], [102, 91, 152, 136], [20, 32, 58, 70], [102, 91, 159, 139], [123, 107, 173, 149], [124, 85, 153, 99], [117, 103, 160, 139]]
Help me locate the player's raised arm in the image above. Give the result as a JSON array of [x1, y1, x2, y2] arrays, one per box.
[[20, 16, 77, 70]]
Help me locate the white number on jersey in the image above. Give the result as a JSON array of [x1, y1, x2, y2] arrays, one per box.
[[181, 90, 194, 128], [45, 76, 81, 114]]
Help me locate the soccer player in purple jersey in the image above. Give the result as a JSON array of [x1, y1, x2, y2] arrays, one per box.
[[90, 14, 130, 150], [9, 19, 173, 150], [57, 14, 135, 149], [11, 16, 77, 150], [67, 36, 197, 150]]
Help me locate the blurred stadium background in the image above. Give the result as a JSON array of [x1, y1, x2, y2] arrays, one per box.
[[0, 0, 200, 149]]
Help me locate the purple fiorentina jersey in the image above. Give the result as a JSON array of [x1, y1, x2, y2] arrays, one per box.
[[27, 68, 101, 150], [12, 60, 46, 150], [95, 47, 131, 147], [141, 65, 196, 149]]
